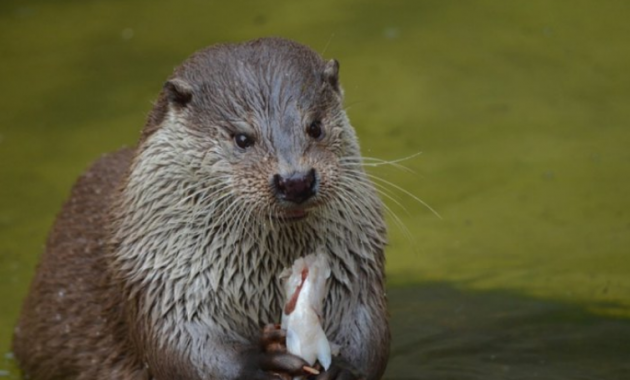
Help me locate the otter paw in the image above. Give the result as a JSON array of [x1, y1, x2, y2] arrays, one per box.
[[314, 357, 365, 380], [242, 349, 310, 380], [261, 323, 287, 353]]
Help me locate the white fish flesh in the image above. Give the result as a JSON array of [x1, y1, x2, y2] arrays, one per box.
[[281, 253, 332, 370]]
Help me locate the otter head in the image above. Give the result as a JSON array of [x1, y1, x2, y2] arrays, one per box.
[[138, 37, 364, 225]]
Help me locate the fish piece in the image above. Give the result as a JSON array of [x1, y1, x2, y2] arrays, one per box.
[[281, 253, 332, 370]]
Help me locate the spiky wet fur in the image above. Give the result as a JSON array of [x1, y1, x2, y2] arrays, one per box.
[[14, 37, 389, 380]]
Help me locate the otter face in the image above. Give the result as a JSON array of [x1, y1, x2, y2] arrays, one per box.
[[143, 39, 367, 225]]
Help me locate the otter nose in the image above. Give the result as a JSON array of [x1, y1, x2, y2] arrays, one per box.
[[273, 169, 316, 204]]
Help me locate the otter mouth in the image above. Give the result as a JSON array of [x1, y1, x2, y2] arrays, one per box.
[[275, 208, 309, 221]]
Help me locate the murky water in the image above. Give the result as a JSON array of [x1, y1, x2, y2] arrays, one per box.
[[1, 0, 629, 378], [387, 285, 630, 380]]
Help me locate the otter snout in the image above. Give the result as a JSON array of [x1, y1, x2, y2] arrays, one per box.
[[273, 169, 317, 204]]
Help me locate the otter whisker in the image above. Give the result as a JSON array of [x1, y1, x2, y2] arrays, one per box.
[[340, 151, 422, 163], [265, 201, 276, 233], [178, 181, 231, 208], [339, 153, 420, 173], [326, 180, 410, 254], [339, 159, 414, 174], [332, 169, 417, 245], [189, 186, 232, 221], [336, 178, 414, 244], [368, 184, 410, 215], [189, 190, 226, 212], [383, 204, 414, 244], [341, 169, 409, 214], [363, 152, 421, 168], [211, 195, 246, 231], [248, 196, 270, 230], [331, 180, 379, 221], [364, 173, 442, 220]]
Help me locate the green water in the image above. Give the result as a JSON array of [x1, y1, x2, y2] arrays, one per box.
[[1, 0, 629, 378]]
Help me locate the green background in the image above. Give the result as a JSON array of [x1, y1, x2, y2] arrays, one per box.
[[1, 1, 629, 378]]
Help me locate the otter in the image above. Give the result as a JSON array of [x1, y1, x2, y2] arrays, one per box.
[[13, 37, 389, 380]]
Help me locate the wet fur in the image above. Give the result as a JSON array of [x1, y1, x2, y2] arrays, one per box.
[[13, 38, 389, 380]]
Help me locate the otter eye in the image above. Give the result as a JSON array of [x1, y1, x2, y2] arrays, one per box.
[[234, 133, 254, 149], [307, 120, 323, 140]]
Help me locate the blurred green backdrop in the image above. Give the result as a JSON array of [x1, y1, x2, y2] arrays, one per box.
[[1, 0, 629, 378]]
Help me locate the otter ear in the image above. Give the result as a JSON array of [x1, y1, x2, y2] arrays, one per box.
[[164, 78, 193, 107], [323, 59, 340, 93]]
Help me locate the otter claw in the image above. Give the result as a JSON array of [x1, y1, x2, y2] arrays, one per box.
[[303, 365, 320, 375]]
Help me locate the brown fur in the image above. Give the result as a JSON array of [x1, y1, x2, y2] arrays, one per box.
[[12, 149, 150, 380], [13, 38, 389, 380]]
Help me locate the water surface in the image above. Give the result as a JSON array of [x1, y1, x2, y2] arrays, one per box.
[[1, 0, 629, 378]]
